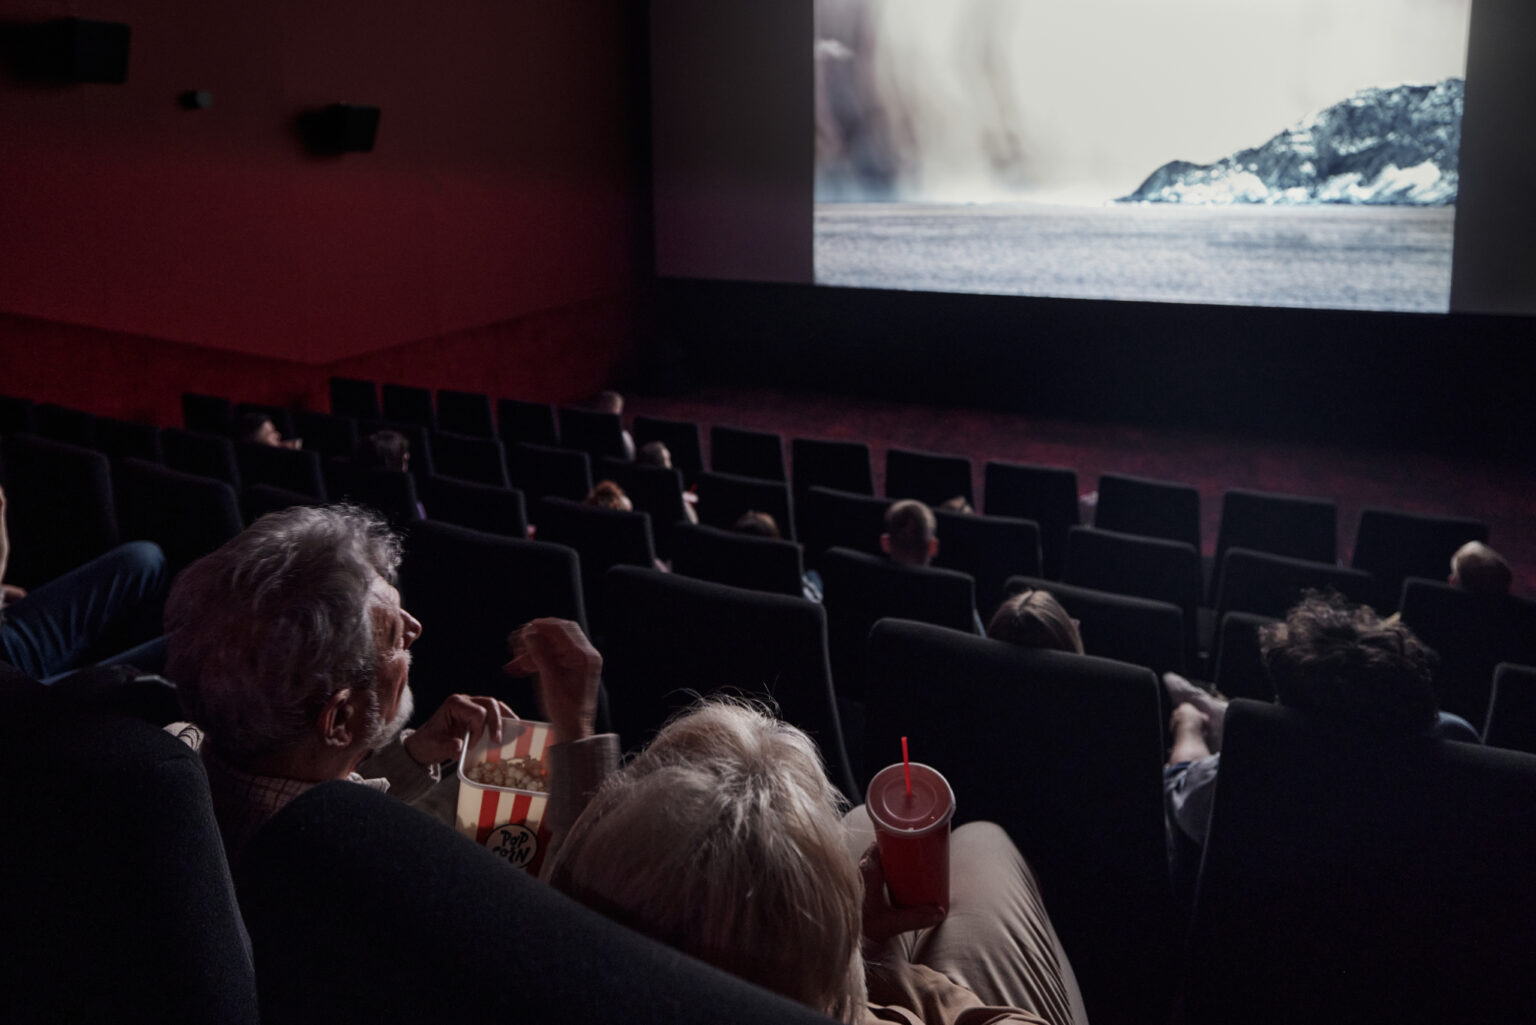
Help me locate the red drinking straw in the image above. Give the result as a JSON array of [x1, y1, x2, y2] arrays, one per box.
[[901, 736, 912, 796]]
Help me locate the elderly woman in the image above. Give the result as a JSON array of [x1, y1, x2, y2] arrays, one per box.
[[545, 699, 1088, 1025]]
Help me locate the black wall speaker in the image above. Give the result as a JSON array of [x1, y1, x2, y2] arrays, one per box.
[[298, 103, 381, 155], [1, 18, 130, 83]]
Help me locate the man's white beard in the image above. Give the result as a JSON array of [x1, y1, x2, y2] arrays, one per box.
[[365, 683, 415, 751]]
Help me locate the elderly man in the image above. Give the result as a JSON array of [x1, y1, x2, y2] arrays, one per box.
[[165, 504, 613, 869]]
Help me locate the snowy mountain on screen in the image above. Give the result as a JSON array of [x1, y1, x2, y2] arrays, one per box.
[[1118, 78, 1462, 206]]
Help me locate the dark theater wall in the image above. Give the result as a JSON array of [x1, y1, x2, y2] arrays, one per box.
[[0, 0, 649, 421]]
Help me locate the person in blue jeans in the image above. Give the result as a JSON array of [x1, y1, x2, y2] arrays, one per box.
[[0, 484, 168, 681]]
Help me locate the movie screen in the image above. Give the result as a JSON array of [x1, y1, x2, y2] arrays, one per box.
[[815, 0, 1473, 313]]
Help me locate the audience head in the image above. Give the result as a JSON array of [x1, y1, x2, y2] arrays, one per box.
[[355, 429, 411, 473], [236, 412, 283, 447], [938, 495, 974, 515], [548, 699, 866, 1022], [1261, 591, 1438, 738], [882, 499, 938, 566], [596, 390, 625, 416], [731, 510, 781, 539], [166, 505, 419, 767], [1449, 540, 1511, 595], [987, 588, 1084, 655], [585, 480, 632, 512], [637, 440, 673, 469]]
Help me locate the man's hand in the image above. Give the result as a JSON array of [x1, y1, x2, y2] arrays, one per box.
[[504, 618, 602, 745], [859, 842, 945, 949], [403, 694, 516, 766]]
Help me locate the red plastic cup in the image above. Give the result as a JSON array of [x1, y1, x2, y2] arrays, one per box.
[[865, 761, 956, 910]]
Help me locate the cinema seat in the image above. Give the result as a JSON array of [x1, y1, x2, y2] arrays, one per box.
[[633, 414, 705, 485], [241, 781, 836, 1025], [1094, 472, 1202, 552], [864, 619, 1172, 1025], [983, 461, 1080, 581], [603, 565, 856, 799], [711, 424, 786, 481], [885, 447, 974, 507], [1184, 700, 1536, 1025]]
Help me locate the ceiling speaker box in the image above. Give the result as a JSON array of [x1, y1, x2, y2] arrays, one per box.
[[300, 104, 381, 154]]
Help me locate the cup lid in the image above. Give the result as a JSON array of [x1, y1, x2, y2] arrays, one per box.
[[866, 761, 955, 833]]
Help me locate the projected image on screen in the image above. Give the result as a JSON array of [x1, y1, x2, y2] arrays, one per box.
[[814, 0, 1473, 313]]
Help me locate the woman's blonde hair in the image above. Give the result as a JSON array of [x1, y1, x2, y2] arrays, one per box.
[[547, 699, 867, 1021]]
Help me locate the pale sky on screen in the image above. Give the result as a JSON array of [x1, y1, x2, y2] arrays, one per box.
[[830, 0, 1473, 202]]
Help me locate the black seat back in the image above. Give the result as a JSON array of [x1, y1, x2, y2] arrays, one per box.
[[1398, 578, 1536, 727], [1351, 506, 1489, 613], [983, 461, 1080, 580], [1065, 526, 1203, 667], [181, 392, 234, 435], [711, 425, 786, 481], [95, 416, 164, 463], [819, 547, 975, 699], [336, 466, 423, 529], [241, 781, 838, 1025], [508, 442, 592, 502], [2, 434, 119, 587], [33, 402, 98, 448], [399, 521, 586, 718], [381, 383, 436, 430], [597, 457, 689, 558], [163, 427, 240, 487], [864, 620, 1172, 1025], [1094, 472, 1202, 551], [329, 376, 381, 421], [1212, 488, 1338, 600], [800, 485, 888, 565], [884, 447, 973, 507], [1005, 575, 1185, 676], [558, 407, 629, 462], [0, 688, 258, 1025], [932, 509, 1042, 618], [430, 429, 509, 487], [235, 441, 327, 500], [497, 397, 560, 449], [436, 388, 494, 437], [1184, 699, 1536, 1025], [1484, 662, 1536, 755], [670, 522, 807, 598], [633, 414, 705, 485], [292, 409, 360, 460], [696, 470, 795, 541], [1215, 547, 1375, 620], [536, 496, 657, 635], [422, 474, 527, 538], [604, 566, 856, 799], [1210, 611, 1281, 701], [115, 458, 243, 573], [791, 437, 874, 504]]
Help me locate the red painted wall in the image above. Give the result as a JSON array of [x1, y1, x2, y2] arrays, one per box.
[[0, 0, 646, 408]]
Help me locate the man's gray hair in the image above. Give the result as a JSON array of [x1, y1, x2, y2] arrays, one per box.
[[166, 505, 403, 762], [548, 699, 867, 1022]]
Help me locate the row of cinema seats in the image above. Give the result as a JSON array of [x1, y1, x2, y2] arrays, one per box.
[[4, 382, 1535, 1023], [5, 383, 1530, 739], [12, 599, 1533, 1025]]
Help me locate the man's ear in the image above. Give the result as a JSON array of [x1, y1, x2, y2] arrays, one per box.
[[928, 537, 940, 559], [317, 688, 360, 748], [880, 534, 892, 555]]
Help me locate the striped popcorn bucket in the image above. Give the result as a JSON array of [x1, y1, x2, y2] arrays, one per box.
[[455, 717, 554, 874]]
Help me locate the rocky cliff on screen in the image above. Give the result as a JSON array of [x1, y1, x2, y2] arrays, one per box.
[[1120, 78, 1462, 206]]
